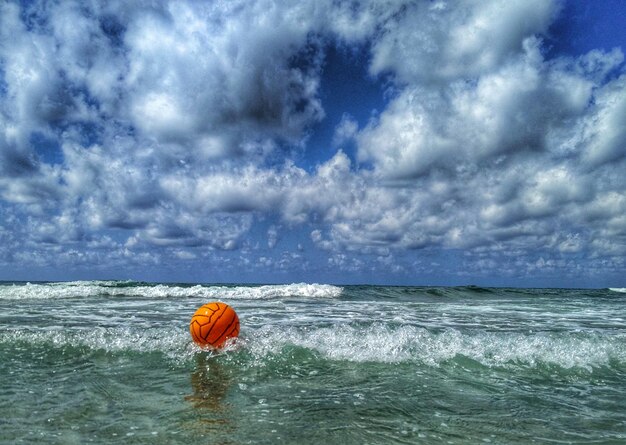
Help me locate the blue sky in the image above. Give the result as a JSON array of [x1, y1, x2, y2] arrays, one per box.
[[0, 0, 625, 287]]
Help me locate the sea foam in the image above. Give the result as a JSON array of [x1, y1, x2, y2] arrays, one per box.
[[240, 323, 626, 371], [0, 281, 343, 300], [2, 322, 624, 371]]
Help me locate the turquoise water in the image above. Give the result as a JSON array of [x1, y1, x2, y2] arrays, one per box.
[[1, 282, 625, 444]]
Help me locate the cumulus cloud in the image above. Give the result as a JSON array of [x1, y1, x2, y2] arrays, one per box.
[[581, 75, 626, 167], [357, 38, 600, 179], [0, 0, 624, 284], [369, 0, 559, 83], [123, 1, 327, 158], [332, 114, 359, 147]]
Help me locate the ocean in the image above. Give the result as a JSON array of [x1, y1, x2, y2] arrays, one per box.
[[1, 281, 625, 444]]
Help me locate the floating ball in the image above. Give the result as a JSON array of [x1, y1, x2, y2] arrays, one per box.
[[190, 302, 240, 349]]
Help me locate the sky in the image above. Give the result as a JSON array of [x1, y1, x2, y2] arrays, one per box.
[[0, 0, 625, 287]]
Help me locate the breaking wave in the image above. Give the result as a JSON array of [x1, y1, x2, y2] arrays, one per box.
[[241, 323, 626, 371], [3, 323, 624, 372], [0, 281, 343, 300]]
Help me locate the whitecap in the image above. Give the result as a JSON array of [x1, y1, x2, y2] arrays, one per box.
[[0, 281, 343, 300], [240, 323, 626, 370]]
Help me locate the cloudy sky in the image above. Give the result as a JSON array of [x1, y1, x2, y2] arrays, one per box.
[[0, 0, 625, 286]]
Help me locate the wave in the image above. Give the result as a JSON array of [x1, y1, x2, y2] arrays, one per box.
[[459, 285, 496, 294], [609, 288, 626, 294], [4, 323, 624, 372], [0, 327, 193, 363], [242, 324, 626, 371], [0, 281, 343, 300]]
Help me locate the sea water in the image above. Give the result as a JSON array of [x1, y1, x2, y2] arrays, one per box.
[[1, 282, 625, 444]]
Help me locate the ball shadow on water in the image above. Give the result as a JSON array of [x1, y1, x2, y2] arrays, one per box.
[[182, 353, 237, 443]]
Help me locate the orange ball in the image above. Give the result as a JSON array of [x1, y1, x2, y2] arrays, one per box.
[[190, 302, 240, 349]]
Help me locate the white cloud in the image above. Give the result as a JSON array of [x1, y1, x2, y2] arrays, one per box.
[[122, 0, 326, 158], [267, 226, 279, 249], [332, 114, 359, 147], [581, 75, 626, 167], [357, 37, 602, 179], [369, 0, 559, 83], [0, 0, 625, 284]]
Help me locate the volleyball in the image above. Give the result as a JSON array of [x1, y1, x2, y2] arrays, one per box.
[[190, 302, 240, 348]]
